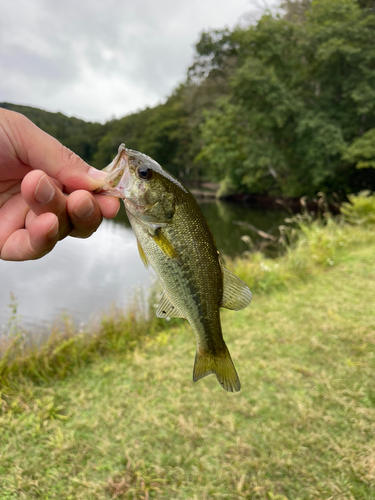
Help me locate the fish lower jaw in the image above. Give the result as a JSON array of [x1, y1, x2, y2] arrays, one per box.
[[124, 198, 156, 215]]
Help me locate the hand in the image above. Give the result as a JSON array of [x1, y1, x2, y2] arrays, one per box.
[[0, 109, 120, 261]]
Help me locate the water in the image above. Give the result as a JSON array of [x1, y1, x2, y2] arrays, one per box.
[[0, 200, 286, 331]]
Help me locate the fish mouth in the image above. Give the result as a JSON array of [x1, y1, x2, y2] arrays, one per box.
[[95, 144, 156, 214], [95, 144, 130, 198]]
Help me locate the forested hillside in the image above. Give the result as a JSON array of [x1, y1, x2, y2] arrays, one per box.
[[0, 102, 111, 166], [2, 0, 375, 198]]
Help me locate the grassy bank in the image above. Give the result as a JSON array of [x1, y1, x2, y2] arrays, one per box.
[[1, 197, 375, 499]]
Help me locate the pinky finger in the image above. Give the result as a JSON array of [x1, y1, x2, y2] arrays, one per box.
[[1, 213, 59, 261]]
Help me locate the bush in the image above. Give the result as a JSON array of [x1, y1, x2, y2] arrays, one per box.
[[229, 202, 375, 294], [340, 191, 375, 226]]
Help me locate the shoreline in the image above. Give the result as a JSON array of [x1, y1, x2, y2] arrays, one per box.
[[185, 181, 342, 213]]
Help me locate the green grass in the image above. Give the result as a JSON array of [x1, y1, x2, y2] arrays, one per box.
[[1, 221, 375, 499], [0, 295, 162, 394]]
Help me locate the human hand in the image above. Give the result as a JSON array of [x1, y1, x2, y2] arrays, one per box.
[[0, 109, 120, 261]]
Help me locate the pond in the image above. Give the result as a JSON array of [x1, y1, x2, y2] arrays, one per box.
[[0, 200, 286, 333]]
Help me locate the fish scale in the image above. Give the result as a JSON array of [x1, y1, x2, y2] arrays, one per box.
[[134, 191, 223, 355], [99, 144, 252, 392]]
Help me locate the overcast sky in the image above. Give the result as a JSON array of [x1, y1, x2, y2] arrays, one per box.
[[0, 0, 279, 123]]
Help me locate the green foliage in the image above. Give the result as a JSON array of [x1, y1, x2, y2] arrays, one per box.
[[188, 29, 237, 82], [3, 0, 375, 196], [281, 0, 312, 22], [343, 128, 375, 169], [93, 88, 195, 178], [0, 102, 110, 164], [341, 190, 375, 225], [230, 192, 375, 293], [199, 0, 375, 196], [231, 217, 374, 294], [0, 293, 163, 394]]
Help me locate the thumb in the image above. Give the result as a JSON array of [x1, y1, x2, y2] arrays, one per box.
[[9, 110, 107, 191]]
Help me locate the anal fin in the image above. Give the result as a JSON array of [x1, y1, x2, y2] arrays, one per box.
[[156, 291, 184, 319], [221, 267, 252, 311]]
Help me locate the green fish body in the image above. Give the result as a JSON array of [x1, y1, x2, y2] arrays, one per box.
[[100, 145, 252, 392]]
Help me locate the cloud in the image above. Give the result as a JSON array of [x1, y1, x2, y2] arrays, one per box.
[[0, 0, 279, 122]]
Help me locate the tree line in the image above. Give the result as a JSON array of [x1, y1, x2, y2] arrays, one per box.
[[2, 0, 375, 199]]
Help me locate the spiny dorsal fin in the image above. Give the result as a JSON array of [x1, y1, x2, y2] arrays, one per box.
[[193, 344, 241, 392], [221, 267, 252, 311], [156, 291, 184, 319], [151, 230, 178, 260], [137, 240, 149, 268]]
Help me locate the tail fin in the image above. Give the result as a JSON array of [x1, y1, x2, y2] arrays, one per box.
[[193, 345, 241, 392]]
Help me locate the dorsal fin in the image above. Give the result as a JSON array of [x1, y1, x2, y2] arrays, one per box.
[[156, 291, 185, 319], [221, 267, 252, 311]]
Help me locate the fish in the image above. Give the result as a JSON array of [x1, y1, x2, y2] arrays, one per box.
[[98, 144, 252, 392]]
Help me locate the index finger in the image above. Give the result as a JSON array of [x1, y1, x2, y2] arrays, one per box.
[[1, 109, 107, 192]]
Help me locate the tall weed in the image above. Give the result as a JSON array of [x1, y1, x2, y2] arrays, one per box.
[[341, 190, 375, 226], [230, 195, 375, 293], [0, 289, 163, 395]]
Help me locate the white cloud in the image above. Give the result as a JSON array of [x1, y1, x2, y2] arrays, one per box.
[[0, 0, 279, 122]]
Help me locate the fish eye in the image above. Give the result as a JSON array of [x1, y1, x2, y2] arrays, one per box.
[[137, 167, 153, 180]]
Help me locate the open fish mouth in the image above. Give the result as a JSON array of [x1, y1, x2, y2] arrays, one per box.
[[95, 144, 157, 215], [95, 144, 130, 198], [103, 143, 128, 177]]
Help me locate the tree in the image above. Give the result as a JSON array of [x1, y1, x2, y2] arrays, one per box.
[[198, 0, 375, 197], [343, 129, 375, 169], [0, 102, 109, 164]]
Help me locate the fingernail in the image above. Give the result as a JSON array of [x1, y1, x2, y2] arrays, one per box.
[[73, 196, 95, 219], [35, 175, 55, 205], [89, 167, 107, 181], [47, 219, 59, 240]]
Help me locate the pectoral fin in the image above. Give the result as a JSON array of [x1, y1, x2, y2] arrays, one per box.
[[221, 267, 252, 311], [156, 291, 184, 319], [151, 230, 178, 260], [137, 240, 149, 268]]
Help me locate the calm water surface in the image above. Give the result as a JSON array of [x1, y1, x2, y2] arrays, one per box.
[[0, 200, 285, 332]]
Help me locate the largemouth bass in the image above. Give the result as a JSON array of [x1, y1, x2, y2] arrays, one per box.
[[99, 144, 252, 392]]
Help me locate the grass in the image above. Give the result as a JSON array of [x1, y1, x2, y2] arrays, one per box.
[[1, 202, 375, 499], [230, 217, 373, 294], [0, 294, 162, 395]]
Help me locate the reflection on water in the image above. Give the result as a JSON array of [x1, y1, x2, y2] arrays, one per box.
[[0, 219, 153, 332], [199, 200, 285, 256], [0, 200, 286, 331]]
